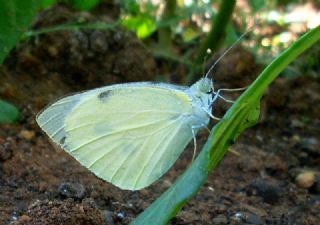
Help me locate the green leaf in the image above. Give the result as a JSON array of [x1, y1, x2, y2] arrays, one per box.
[[122, 0, 140, 15], [65, 0, 100, 11], [181, 27, 201, 43], [0, 0, 41, 64], [0, 99, 20, 124], [130, 26, 320, 225], [248, 0, 266, 13], [41, 0, 57, 9], [121, 15, 157, 39]]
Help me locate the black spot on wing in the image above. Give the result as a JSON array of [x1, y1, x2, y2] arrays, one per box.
[[98, 90, 113, 102], [60, 136, 66, 145]]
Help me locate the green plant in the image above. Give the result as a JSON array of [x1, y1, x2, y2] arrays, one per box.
[[0, 0, 103, 65], [41, 0, 101, 10], [186, 0, 236, 84], [157, 0, 177, 51], [120, 0, 158, 39], [64, 0, 100, 11], [196, 0, 236, 64], [130, 25, 320, 225], [0, 0, 43, 119], [0, 99, 20, 124], [0, 0, 42, 64]]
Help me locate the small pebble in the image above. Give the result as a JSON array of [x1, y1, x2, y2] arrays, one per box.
[[58, 182, 86, 199], [127, 202, 134, 209], [291, 119, 304, 128], [161, 179, 172, 188], [295, 171, 316, 189], [47, 46, 59, 57], [116, 211, 126, 221], [103, 210, 115, 225], [300, 137, 318, 151], [19, 130, 35, 140], [247, 180, 280, 204], [11, 211, 20, 221], [18, 215, 31, 222], [212, 214, 228, 224], [234, 212, 244, 221], [246, 213, 264, 225], [208, 186, 215, 192]]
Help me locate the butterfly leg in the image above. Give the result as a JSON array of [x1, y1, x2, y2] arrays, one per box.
[[190, 123, 210, 161], [203, 126, 211, 133], [205, 89, 237, 120], [218, 87, 248, 92], [191, 127, 197, 161], [202, 107, 221, 121], [213, 86, 248, 103], [214, 92, 235, 103]]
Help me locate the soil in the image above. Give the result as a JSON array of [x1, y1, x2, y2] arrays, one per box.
[[0, 4, 319, 225]]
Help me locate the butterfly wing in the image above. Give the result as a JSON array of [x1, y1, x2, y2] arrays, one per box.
[[37, 83, 194, 190]]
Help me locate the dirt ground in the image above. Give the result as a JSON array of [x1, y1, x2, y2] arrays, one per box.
[[0, 5, 319, 225]]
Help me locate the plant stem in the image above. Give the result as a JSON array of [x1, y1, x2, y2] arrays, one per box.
[[197, 0, 236, 63], [187, 0, 236, 84], [242, 25, 320, 101], [157, 0, 176, 51]]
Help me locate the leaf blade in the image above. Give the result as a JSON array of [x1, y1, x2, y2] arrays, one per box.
[[0, 0, 41, 64], [0, 99, 20, 124]]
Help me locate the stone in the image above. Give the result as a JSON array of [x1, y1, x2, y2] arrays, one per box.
[[212, 214, 228, 224], [246, 213, 265, 225], [103, 210, 115, 225], [58, 182, 86, 199], [19, 130, 35, 140], [295, 171, 316, 189], [18, 214, 31, 222], [246, 180, 281, 204]]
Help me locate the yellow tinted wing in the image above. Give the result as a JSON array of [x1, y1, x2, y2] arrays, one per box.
[[37, 84, 193, 190]]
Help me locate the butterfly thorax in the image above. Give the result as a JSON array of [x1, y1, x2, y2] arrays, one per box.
[[185, 78, 213, 129]]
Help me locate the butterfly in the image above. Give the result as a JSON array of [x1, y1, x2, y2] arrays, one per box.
[[36, 77, 233, 190]]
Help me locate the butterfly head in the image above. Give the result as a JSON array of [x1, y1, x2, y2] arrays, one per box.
[[186, 78, 214, 128], [188, 77, 214, 107], [197, 77, 214, 94]]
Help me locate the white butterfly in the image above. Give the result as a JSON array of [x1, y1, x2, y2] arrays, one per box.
[[36, 77, 231, 190]]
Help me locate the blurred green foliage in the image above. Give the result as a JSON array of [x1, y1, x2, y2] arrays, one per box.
[[120, 0, 216, 41], [64, 0, 100, 10], [0, 0, 42, 64], [0, 99, 20, 124], [41, 0, 100, 10], [121, 15, 157, 39], [0, 0, 101, 65], [248, 0, 266, 12]]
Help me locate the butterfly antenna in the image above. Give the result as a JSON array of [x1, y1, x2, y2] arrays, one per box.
[[205, 28, 251, 79], [202, 49, 212, 77]]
